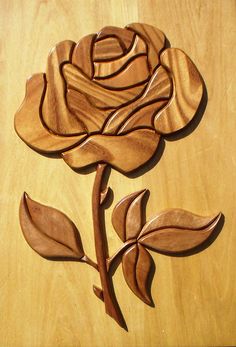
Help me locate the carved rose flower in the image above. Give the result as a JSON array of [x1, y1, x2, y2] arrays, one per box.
[[15, 23, 203, 173]]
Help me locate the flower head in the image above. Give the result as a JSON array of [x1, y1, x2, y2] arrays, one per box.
[[15, 23, 203, 173]]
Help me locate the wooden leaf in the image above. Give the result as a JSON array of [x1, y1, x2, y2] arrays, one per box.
[[19, 193, 84, 260], [112, 190, 147, 242], [138, 209, 221, 254], [122, 244, 153, 305]]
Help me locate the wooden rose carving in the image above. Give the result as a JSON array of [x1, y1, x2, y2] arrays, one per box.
[[15, 23, 221, 329], [15, 23, 203, 173]]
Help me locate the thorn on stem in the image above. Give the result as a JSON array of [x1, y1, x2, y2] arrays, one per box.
[[100, 187, 110, 205], [93, 285, 104, 301]]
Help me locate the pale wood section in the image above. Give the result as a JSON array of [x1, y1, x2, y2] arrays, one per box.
[[154, 48, 203, 134], [1, 1, 236, 347], [94, 35, 147, 78]]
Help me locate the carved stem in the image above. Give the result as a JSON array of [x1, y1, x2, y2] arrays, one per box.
[[92, 163, 126, 329]]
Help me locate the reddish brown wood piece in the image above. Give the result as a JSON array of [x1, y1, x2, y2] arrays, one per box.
[[122, 244, 153, 305], [19, 192, 85, 260]]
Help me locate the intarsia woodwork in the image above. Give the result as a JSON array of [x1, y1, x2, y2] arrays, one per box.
[[14, 23, 221, 330]]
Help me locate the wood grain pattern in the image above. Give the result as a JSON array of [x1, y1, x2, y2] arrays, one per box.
[[94, 55, 150, 89], [94, 37, 124, 61], [18, 178, 220, 330], [42, 40, 87, 136], [122, 243, 153, 305], [103, 65, 172, 134], [96, 26, 135, 51], [93, 35, 147, 78], [15, 22, 203, 174], [1, 1, 236, 346], [14, 73, 86, 153], [62, 129, 160, 172], [138, 211, 221, 253], [63, 63, 147, 109], [72, 34, 95, 78], [154, 48, 204, 134], [126, 22, 166, 72], [112, 190, 146, 241], [20, 193, 85, 260]]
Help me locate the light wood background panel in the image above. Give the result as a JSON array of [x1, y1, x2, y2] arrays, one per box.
[[0, 0, 235, 346]]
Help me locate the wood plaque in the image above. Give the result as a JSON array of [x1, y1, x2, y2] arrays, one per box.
[[14, 23, 222, 330]]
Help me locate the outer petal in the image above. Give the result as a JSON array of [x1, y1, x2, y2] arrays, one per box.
[[154, 48, 204, 134], [72, 34, 96, 78], [62, 129, 160, 173], [14, 73, 86, 154], [126, 23, 166, 72], [42, 40, 87, 136]]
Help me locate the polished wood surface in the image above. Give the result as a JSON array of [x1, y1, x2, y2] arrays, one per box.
[[1, 1, 236, 346], [15, 23, 202, 174]]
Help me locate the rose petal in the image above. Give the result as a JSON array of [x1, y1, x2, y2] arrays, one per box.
[[94, 37, 124, 61], [14, 74, 86, 154], [66, 89, 110, 133], [103, 66, 172, 134], [93, 35, 147, 78], [118, 100, 168, 134], [126, 23, 166, 72], [94, 55, 150, 89], [72, 34, 96, 78], [96, 26, 135, 51], [62, 129, 160, 173], [63, 63, 147, 110], [42, 40, 87, 135], [154, 48, 204, 134]]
